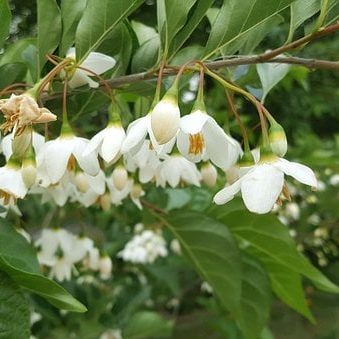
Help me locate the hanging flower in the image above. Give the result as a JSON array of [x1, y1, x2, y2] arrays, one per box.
[[0, 159, 28, 204], [0, 94, 56, 135], [155, 154, 201, 188], [214, 153, 317, 214], [66, 48, 116, 88], [177, 109, 242, 169], [37, 134, 100, 184], [150, 83, 180, 145]]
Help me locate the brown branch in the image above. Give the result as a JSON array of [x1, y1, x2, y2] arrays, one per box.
[[36, 23, 339, 101]]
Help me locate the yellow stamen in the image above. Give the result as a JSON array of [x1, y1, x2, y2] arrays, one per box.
[[189, 133, 205, 155]]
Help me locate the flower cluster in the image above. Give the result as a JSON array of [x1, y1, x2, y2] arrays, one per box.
[[0, 51, 319, 216], [35, 228, 112, 281], [118, 224, 168, 264]]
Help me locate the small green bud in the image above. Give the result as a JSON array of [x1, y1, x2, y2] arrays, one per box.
[[268, 122, 287, 157]]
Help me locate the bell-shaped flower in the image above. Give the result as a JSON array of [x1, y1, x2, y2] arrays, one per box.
[[37, 134, 100, 184], [0, 158, 28, 203], [83, 105, 125, 163], [214, 152, 317, 214], [201, 162, 218, 187], [177, 108, 242, 170], [0, 94, 56, 135], [1, 130, 45, 161], [66, 48, 116, 88], [150, 82, 180, 145], [155, 154, 202, 188]]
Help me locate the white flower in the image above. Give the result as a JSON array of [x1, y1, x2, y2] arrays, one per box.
[[99, 329, 122, 339], [0, 94, 56, 134], [66, 48, 116, 88], [214, 155, 317, 214], [37, 134, 100, 184], [151, 96, 180, 145], [99, 255, 113, 280], [155, 154, 201, 188], [83, 123, 125, 163], [121, 115, 151, 155], [268, 122, 288, 157], [130, 183, 145, 210], [284, 202, 300, 221], [0, 162, 28, 202], [177, 110, 242, 169], [1, 131, 45, 161], [329, 174, 339, 186], [118, 229, 168, 264], [201, 162, 218, 187]]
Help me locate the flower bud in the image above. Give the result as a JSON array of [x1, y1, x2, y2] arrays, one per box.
[[99, 255, 112, 280], [269, 122, 287, 157], [100, 193, 111, 211], [151, 86, 180, 145], [112, 166, 128, 190], [21, 160, 37, 188], [201, 162, 217, 187], [130, 183, 143, 199], [74, 172, 89, 193]]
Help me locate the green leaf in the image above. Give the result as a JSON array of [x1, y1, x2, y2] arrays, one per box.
[[168, 0, 214, 59], [131, 21, 158, 45], [0, 0, 11, 49], [0, 38, 38, 82], [256, 62, 290, 102], [0, 271, 30, 339], [75, 0, 144, 62], [268, 263, 314, 321], [157, 0, 197, 56], [237, 254, 272, 339], [287, 0, 320, 43], [0, 221, 86, 313], [37, 0, 62, 74], [214, 209, 339, 293], [131, 36, 160, 73], [204, 0, 297, 59], [123, 311, 173, 339], [0, 63, 27, 89], [163, 210, 242, 316], [60, 0, 87, 56]]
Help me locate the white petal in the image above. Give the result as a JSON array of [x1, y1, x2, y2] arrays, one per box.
[[72, 138, 100, 176], [0, 167, 27, 198], [80, 52, 116, 75], [32, 132, 45, 153], [83, 129, 106, 156], [100, 126, 125, 163], [204, 119, 240, 169], [68, 69, 92, 88], [241, 164, 284, 214], [274, 158, 317, 187], [1, 134, 13, 161], [43, 139, 73, 184], [121, 117, 148, 153], [86, 171, 106, 195], [180, 110, 208, 134], [213, 180, 241, 205]]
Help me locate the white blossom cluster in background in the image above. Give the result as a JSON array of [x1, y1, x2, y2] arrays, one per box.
[[0, 50, 320, 217], [273, 171, 339, 268], [34, 228, 112, 281], [118, 224, 168, 264]]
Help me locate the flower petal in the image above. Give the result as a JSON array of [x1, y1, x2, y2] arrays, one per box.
[[213, 180, 241, 205], [204, 118, 241, 170], [274, 158, 317, 188], [100, 126, 125, 163], [72, 138, 100, 176], [180, 110, 208, 134], [80, 52, 116, 75], [83, 129, 105, 157], [121, 116, 148, 153], [241, 164, 284, 214], [43, 139, 73, 184]]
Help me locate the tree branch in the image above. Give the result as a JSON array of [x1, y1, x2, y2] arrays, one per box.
[[40, 23, 339, 100]]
